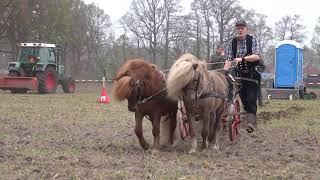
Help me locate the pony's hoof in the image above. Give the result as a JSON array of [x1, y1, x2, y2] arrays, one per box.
[[188, 148, 197, 154], [151, 148, 160, 154], [201, 143, 208, 149], [246, 123, 254, 133], [212, 144, 220, 150], [141, 142, 150, 150]]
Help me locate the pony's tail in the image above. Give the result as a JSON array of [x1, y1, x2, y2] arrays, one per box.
[[111, 76, 133, 101]]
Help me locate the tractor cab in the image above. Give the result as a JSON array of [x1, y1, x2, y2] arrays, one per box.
[[18, 43, 57, 62], [8, 43, 58, 77]]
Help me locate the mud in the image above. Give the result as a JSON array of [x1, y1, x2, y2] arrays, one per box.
[[0, 85, 319, 179]]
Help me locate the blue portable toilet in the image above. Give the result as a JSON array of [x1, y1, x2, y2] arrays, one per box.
[[274, 40, 304, 88]]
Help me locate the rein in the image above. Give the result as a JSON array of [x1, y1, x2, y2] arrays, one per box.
[[196, 80, 209, 99], [199, 91, 226, 99], [137, 87, 167, 104], [134, 77, 168, 105], [133, 79, 173, 120]]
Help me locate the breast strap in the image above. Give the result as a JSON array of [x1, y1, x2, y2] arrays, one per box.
[[199, 91, 226, 100]]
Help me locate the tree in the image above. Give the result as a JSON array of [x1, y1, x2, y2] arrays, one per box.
[[210, 0, 242, 46], [86, 3, 112, 77], [304, 46, 319, 69], [163, 0, 181, 68], [243, 10, 273, 55], [0, 0, 14, 54], [274, 15, 306, 43], [188, 10, 203, 59], [192, 0, 213, 62], [121, 0, 167, 64], [2, 0, 31, 58], [311, 17, 320, 56], [169, 15, 195, 58], [263, 45, 275, 66], [68, 0, 89, 75]]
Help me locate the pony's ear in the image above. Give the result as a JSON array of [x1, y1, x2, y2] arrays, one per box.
[[192, 63, 198, 70]]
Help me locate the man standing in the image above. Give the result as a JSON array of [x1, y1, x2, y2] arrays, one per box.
[[208, 47, 225, 70], [224, 20, 261, 133]]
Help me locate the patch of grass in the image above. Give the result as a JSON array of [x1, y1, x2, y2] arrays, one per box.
[[65, 167, 79, 180], [268, 118, 291, 128], [0, 131, 8, 140], [179, 153, 200, 162], [30, 148, 50, 158], [97, 170, 135, 179], [260, 99, 320, 136], [67, 147, 81, 157], [32, 132, 49, 140], [260, 175, 289, 180], [281, 161, 309, 178], [267, 116, 320, 136]]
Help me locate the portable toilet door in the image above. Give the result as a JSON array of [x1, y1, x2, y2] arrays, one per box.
[[274, 40, 304, 88], [297, 47, 304, 82]]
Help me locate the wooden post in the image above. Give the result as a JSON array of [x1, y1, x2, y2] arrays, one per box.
[[102, 77, 106, 88]]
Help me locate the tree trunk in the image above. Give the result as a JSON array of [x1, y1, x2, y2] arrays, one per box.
[[196, 13, 200, 59]]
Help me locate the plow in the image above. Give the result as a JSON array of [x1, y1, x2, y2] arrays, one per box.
[[0, 76, 38, 92]]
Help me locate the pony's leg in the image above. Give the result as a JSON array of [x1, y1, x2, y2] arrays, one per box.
[[212, 104, 224, 150], [185, 102, 197, 153], [168, 113, 177, 145], [159, 115, 172, 146], [135, 113, 149, 150], [208, 112, 216, 143], [151, 114, 161, 150], [188, 117, 197, 154], [201, 112, 210, 149]]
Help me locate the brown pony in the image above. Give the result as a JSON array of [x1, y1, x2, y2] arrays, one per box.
[[167, 53, 228, 153], [112, 59, 178, 151]]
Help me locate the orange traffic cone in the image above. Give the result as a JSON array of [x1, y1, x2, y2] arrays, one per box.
[[97, 77, 110, 104]]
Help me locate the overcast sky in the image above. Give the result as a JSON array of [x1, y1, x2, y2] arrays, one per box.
[[83, 0, 318, 45]]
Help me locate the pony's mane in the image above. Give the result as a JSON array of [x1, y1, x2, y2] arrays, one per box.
[[115, 59, 154, 80], [167, 53, 209, 98], [197, 59, 211, 82], [112, 59, 164, 101], [111, 76, 133, 101]]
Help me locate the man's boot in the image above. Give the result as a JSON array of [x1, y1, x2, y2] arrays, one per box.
[[246, 113, 256, 133]]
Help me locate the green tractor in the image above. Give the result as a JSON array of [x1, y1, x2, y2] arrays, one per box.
[[0, 43, 75, 94]]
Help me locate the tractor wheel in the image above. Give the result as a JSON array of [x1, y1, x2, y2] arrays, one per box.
[[36, 67, 57, 94], [61, 76, 76, 93], [8, 71, 28, 94], [303, 93, 310, 100], [309, 92, 317, 99]]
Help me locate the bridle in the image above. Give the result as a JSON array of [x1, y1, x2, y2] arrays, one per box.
[[183, 70, 226, 108], [183, 70, 211, 101], [134, 79, 167, 105], [135, 80, 144, 104], [183, 73, 201, 100], [132, 78, 172, 121]]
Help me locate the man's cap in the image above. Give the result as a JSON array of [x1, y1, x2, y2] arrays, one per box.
[[235, 20, 247, 26]]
